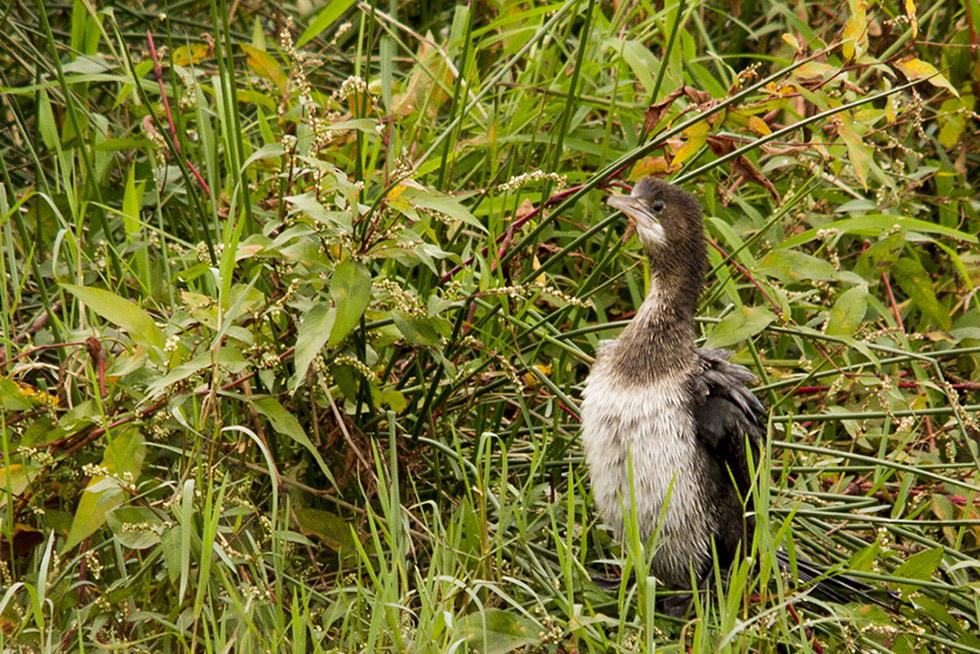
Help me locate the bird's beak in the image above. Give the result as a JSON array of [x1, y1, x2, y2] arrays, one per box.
[[607, 194, 656, 227]]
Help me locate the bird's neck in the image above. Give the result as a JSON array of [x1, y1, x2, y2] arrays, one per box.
[[612, 271, 700, 382]]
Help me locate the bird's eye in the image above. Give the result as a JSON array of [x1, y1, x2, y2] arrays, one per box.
[[651, 200, 665, 212]]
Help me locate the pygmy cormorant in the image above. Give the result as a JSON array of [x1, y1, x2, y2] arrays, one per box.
[[581, 178, 879, 604]]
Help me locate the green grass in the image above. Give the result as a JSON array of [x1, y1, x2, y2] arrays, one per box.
[[1, 0, 979, 652]]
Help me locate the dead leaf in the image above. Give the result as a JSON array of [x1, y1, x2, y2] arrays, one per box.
[[732, 155, 780, 202], [644, 87, 685, 133]]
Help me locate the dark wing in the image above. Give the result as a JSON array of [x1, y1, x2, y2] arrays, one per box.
[[691, 348, 766, 499]]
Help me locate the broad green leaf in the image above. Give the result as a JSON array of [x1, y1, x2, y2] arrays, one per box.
[[782, 214, 976, 249], [286, 192, 351, 229], [893, 546, 944, 597], [400, 186, 486, 233], [392, 313, 442, 348], [1, 378, 38, 411], [328, 260, 372, 347], [456, 609, 542, 654], [63, 427, 146, 551], [253, 398, 335, 487], [107, 507, 163, 550], [705, 306, 776, 349], [241, 142, 286, 170], [848, 541, 883, 573], [290, 304, 337, 390], [297, 0, 357, 47], [292, 507, 357, 553], [854, 231, 905, 281], [826, 285, 868, 335], [757, 249, 838, 283], [378, 388, 407, 413], [145, 347, 246, 399], [611, 39, 657, 96], [161, 523, 182, 583], [892, 258, 950, 330], [61, 284, 166, 359], [938, 96, 970, 148], [913, 595, 980, 646]]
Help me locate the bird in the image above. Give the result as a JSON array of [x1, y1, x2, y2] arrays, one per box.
[[580, 177, 882, 607]]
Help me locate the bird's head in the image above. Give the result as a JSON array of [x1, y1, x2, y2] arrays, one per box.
[[607, 178, 707, 296]]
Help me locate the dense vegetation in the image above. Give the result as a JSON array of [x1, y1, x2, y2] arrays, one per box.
[[2, 0, 979, 651]]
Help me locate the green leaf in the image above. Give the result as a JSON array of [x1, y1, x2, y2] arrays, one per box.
[[145, 347, 246, 399], [705, 306, 777, 349], [0, 378, 38, 411], [757, 250, 838, 283], [122, 161, 142, 237], [854, 231, 905, 281], [378, 388, 407, 413], [292, 507, 357, 553], [913, 595, 980, 646], [456, 609, 542, 654], [826, 285, 868, 335], [107, 507, 163, 550], [253, 398, 336, 487], [891, 258, 950, 330], [290, 304, 337, 390], [38, 89, 59, 150], [61, 284, 166, 360], [328, 260, 372, 347], [837, 117, 871, 190], [392, 313, 443, 348], [63, 427, 146, 551], [401, 187, 486, 233], [297, 0, 357, 47], [781, 214, 976, 249], [610, 39, 657, 96], [893, 546, 944, 597]]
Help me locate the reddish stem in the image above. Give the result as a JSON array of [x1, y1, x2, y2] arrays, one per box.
[[146, 31, 211, 197], [881, 273, 905, 332]]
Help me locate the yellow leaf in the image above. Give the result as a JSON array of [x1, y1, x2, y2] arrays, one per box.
[[629, 156, 675, 178], [905, 0, 918, 38], [781, 33, 801, 52], [896, 57, 959, 98], [173, 43, 209, 66], [748, 116, 771, 135], [842, 0, 868, 62], [670, 120, 710, 168], [532, 254, 546, 286], [523, 363, 552, 388], [792, 62, 836, 80], [242, 45, 287, 91]]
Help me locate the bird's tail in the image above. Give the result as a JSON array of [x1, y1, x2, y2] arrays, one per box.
[[775, 548, 895, 608]]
